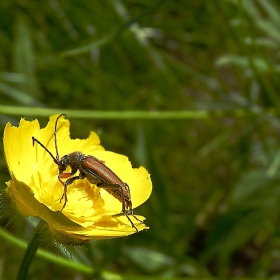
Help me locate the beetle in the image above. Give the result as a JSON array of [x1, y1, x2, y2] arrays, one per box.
[[32, 114, 142, 232]]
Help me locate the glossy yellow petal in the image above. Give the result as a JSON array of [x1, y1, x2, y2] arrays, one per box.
[[4, 120, 39, 183]]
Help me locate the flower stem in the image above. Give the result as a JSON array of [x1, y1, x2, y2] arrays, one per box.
[[17, 220, 46, 280], [0, 104, 256, 119]]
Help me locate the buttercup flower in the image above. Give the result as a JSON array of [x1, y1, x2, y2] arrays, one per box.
[[3, 115, 152, 245]]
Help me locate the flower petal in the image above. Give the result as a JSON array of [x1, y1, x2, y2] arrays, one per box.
[[4, 119, 40, 184]]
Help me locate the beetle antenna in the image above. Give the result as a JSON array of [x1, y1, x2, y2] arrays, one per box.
[[32, 137, 58, 164], [54, 114, 66, 161]]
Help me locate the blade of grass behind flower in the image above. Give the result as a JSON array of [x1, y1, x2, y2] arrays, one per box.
[[257, 0, 280, 29], [60, 0, 167, 58], [12, 15, 42, 100]]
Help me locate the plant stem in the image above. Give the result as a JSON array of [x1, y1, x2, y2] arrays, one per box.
[[0, 226, 93, 274], [17, 220, 46, 280], [0, 105, 257, 119]]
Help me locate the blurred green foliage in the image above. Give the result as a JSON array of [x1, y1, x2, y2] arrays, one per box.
[[1, 0, 280, 279]]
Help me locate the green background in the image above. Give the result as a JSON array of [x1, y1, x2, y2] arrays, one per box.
[[1, 0, 280, 279]]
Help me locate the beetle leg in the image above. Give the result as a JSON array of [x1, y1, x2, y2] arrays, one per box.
[[95, 182, 126, 211], [60, 175, 79, 210], [96, 182, 142, 232], [123, 212, 139, 232], [60, 172, 86, 211], [116, 183, 143, 225], [130, 210, 144, 224], [58, 172, 73, 185]]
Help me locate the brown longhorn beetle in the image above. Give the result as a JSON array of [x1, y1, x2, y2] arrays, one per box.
[[32, 114, 142, 232]]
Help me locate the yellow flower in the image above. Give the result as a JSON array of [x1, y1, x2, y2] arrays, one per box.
[[3, 115, 152, 244]]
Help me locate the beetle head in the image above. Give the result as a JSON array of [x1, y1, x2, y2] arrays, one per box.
[[58, 155, 69, 173]]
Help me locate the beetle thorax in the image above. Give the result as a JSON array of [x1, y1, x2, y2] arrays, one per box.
[[58, 151, 85, 173]]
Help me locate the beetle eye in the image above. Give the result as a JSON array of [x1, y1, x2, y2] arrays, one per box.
[[58, 156, 68, 172], [59, 164, 66, 172]]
